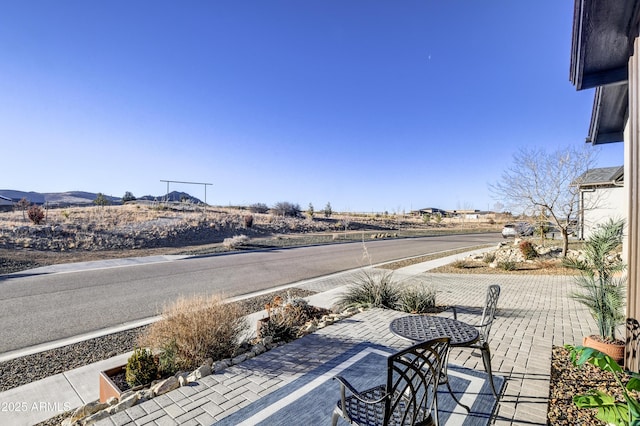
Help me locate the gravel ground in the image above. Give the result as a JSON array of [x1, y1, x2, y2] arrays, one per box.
[[0, 288, 316, 394], [548, 345, 628, 425]]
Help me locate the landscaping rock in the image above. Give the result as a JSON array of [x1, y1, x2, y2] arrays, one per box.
[[107, 392, 139, 415], [251, 342, 267, 355], [187, 363, 212, 382], [151, 377, 179, 396], [68, 401, 109, 423], [82, 409, 111, 425], [232, 353, 247, 365]]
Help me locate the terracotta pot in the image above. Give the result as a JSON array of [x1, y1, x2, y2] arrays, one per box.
[[99, 365, 126, 403], [582, 335, 625, 364]]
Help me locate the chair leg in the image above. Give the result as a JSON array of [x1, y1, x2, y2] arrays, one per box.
[[444, 379, 470, 412], [331, 409, 340, 426], [481, 344, 499, 398]]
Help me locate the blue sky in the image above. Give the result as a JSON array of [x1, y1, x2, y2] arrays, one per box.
[[0, 1, 624, 213]]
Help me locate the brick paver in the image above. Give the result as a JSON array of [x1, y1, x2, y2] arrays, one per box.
[[96, 268, 594, 426]]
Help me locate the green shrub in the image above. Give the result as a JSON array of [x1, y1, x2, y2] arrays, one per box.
[[157, 340, 178, 376], [125, 348, 158, 387], [324, 202, 332, 218], [519, 240, 537, 260], [249, 203, 269, 214], [397, 283, 437, 314], [27, 205, 45, 225], [94, 192, 109, 207], [122, 191, 136, 203], [259, 295, 327, 343], [258, 317, 298, 343], [337, 270, 400, 310], [272, 201, 301, 217]]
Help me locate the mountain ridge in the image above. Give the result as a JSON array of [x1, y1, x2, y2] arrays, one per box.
[[0, 190, 202, 205]]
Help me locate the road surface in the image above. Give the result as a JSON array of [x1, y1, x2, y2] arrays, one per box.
[[0, 233, 501, 353]]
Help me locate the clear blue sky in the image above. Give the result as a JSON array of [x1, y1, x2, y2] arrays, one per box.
[[0, 1, 624, 213]]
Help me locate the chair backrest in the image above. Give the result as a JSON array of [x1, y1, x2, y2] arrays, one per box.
[[478, 285, 501, 342], [384, 337, 450, 425]]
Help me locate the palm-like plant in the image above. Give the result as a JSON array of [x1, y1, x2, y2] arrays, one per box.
[[566, 219, 626, 341]]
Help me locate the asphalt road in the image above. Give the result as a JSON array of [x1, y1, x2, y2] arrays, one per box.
[[0, 233, 501, 353]]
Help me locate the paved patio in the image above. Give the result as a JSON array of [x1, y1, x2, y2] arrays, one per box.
[[90, 269, 595, 426]]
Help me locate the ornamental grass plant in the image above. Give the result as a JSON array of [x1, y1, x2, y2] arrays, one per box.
[[396, 282, 437, 314], [336, 269, 400, 310], [138, 294, 249, 371], [337, 269, 438, 314]]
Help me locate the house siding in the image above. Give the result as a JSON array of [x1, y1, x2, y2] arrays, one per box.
[[581, 187, 626, 238]]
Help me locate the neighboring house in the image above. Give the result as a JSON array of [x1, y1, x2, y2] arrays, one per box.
[[413, 207, 447, 216], [575, 166, 625, 239], [570, 0, 640, 370], [0, 195, 14, 212], [447, 209, 480, 219]]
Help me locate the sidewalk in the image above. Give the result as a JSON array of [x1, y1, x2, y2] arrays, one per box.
[[0, 247, 594, 425]]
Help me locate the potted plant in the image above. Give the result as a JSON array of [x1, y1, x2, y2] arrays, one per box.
[[566, 345, 640, 426], [567, 219, 626, 363], [99, 348, 159, 403]]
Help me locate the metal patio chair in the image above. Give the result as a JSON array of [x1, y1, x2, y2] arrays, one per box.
[[331, 338, 450, 426], [448, 284, 501, 398]]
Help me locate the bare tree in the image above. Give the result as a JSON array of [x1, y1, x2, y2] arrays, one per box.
[[489, 145, 598, 257], [16, 198, 30, 221]]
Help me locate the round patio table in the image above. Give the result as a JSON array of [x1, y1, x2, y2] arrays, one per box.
[[389, 315, 479, 346], [390, 315, 481, 412]]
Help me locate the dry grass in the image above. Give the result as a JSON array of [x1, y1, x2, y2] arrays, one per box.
[[0, 204, 278, 230], [1, 203, 505, 231], [138, 294, 249, 371], [223, 234, 250, 249]]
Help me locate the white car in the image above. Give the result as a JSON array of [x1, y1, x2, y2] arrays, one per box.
[[501, 222, 534, 238]]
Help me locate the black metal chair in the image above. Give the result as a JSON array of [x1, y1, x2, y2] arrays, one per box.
[[331, 338, 450, 426], [448, 284, 501, 398]]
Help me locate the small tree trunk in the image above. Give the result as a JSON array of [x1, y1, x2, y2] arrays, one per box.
[[561, 229, 569, 257]]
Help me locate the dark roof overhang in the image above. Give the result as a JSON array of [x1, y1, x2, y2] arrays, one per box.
[[587, 83, 628, 144], [571, 0, 640, 144], [570, 0, 640, 91]]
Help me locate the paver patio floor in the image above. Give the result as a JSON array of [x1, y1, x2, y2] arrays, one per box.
[[93, 271, 594, 426]]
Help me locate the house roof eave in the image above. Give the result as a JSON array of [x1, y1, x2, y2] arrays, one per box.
[[570, 0, 640, 91], [587, 84, 628, 145]]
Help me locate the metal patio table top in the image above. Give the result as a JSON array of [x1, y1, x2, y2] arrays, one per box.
[[389, 315, 479, 347]]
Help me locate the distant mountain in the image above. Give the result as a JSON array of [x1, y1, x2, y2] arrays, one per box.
[[138, 191, 203, 204], [0, 190, 46, 204], [0, 190, 120, 205], [0, 190, 202, 205]]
